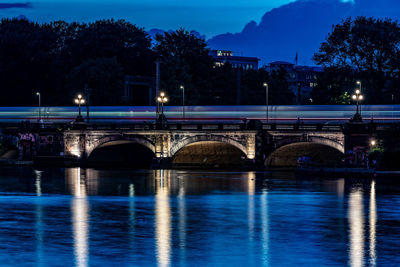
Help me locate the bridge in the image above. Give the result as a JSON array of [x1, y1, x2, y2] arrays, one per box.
[[7, 121, 377, 168]]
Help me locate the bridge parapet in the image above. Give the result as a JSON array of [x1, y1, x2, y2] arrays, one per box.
[[4, 121, 379, 167], [63, 129, 258, 162], [265, 131, 345, 154]]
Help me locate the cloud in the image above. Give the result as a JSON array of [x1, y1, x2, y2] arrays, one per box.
[[207, 0, 400, 65], [0, 3, 31, 9]]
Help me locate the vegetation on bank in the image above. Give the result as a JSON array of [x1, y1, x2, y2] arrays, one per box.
[[0, 18, 294, 106], [313, 17, 400, 104], [369, 125, 400, 170], [0, 131, 17, 157], [1, 16, 400, 106], [0, 134, 3, 156]]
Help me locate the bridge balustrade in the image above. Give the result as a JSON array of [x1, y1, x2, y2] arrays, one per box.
[[5, 121, 353, 133]]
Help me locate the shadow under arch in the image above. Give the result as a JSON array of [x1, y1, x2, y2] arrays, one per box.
[[170, 135, 249, 158], [266, 142, 344, 167], [273, 136, 344, 154], [172, 141, 247, 168], [88, 139, 155, 168], [87, 135, 155, 158]]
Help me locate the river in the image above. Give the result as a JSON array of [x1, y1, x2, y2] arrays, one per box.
[[0, 166, 399, 266]]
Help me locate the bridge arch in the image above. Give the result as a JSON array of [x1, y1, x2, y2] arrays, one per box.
[[86, 134, 155, 158], [170, 135, 249, 158], [273, 135, 344, 154], [266, 135, 344, 167]]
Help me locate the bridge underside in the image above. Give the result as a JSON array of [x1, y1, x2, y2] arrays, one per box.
[[88, 141, 155, 168], [266, 142, 344, 167], [172, 141, 247, 168], [62, 128, 346, 169]]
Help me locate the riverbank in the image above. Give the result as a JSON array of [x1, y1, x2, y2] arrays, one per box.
[[296, 166, 400, 178], [0, 150, 29, 166], [1, 150, 400, 177]]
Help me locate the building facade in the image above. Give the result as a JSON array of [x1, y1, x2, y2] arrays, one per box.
[[210, 50, 259, 70], [265, 61, 323, 104]]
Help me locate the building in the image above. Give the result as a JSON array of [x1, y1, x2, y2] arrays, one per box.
[[265, 61, 323, 104], [210, 50, 259, 70], [123, 75, 156, 105]]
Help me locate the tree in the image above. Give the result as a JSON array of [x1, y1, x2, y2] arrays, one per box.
[[370, 125, 400, 170], [332, 92, 351, 105], [209, 63, 237, 105], [267, 68, 295, 105], [314, 16, 400, 103], [0, 19, 154, 106], [0, 18, 57, 105], [154, 29, 214, 105], [241, 69, 268, 105], [64, 19, 154, 76], [311, 66, 356, 104], [66, 57, 124, 105]]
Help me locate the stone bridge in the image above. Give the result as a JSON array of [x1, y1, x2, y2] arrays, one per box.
[[265, 131, 345, 154], [62, 123, 350, 167], [63, 129, 258, 162]]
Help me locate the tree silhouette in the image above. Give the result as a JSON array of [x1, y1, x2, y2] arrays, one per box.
[[154, 29, 214, 105], [314, 16, 400, 103]]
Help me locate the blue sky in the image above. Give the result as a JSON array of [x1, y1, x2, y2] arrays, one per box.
[[0, 0, 297, 37]]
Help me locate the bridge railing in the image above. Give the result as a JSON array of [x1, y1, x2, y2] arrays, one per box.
[[264, 123, 343, 131], [78, 122, 345, 132], [4, 120, 389, 133]]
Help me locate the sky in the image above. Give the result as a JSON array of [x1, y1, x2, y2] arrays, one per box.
[[0, 0, 297, 38], [2, 0, 396, 65]]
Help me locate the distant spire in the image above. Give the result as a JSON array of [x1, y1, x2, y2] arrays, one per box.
[[294, 51, 298, 66]]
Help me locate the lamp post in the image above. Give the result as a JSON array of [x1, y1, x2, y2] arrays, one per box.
[[74, 94, 85, 122], [263, 82, 269, 122], [351, 87, 363, 121], [84, 85, 91, 123], [157, 92, 168, 117], [356, 80, 362, 114], [180, 85, 185, 121], [36, 92, 41, 122]]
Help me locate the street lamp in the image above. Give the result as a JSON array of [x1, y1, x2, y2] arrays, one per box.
[[263, 82, 269, 122], [36, 92, 41, 122], [180, 85, 185, 121], [356, 80, 362, 114], [157, 91, 168, 117], [74, 94, 85, 122], [352, 86, 363, 121]]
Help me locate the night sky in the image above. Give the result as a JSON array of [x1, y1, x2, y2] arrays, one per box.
[[2, 0, 400, 64], [1, 0, 296, 38]]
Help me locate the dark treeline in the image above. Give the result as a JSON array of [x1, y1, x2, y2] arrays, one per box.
[[0, 18, 154, 106], [0, 18, 294, 106], [2, 16, 399, 106], [313, 16, 400, 104]]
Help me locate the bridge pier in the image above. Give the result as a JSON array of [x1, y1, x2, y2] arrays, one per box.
[[4, 121, 379, 169], [62, 128, 258, 168], [343, 121, 376, 166], [151, 157, 172, 169]]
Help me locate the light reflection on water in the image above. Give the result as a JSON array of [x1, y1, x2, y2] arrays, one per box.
[[349, 186, 364, 267], [34, 170, 43, 267], [261, 184, 269, 266], [0, 167, 396, 266], [247, 172, 256, 265], [155, 170, 172, 267], [348, 181, 377, 267], [178, 175, 186, 267], [369, 181, 377, 267], [69, 168, 89, 267]]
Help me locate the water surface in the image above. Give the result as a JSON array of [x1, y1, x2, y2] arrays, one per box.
[[0, 167, 399, 266]]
